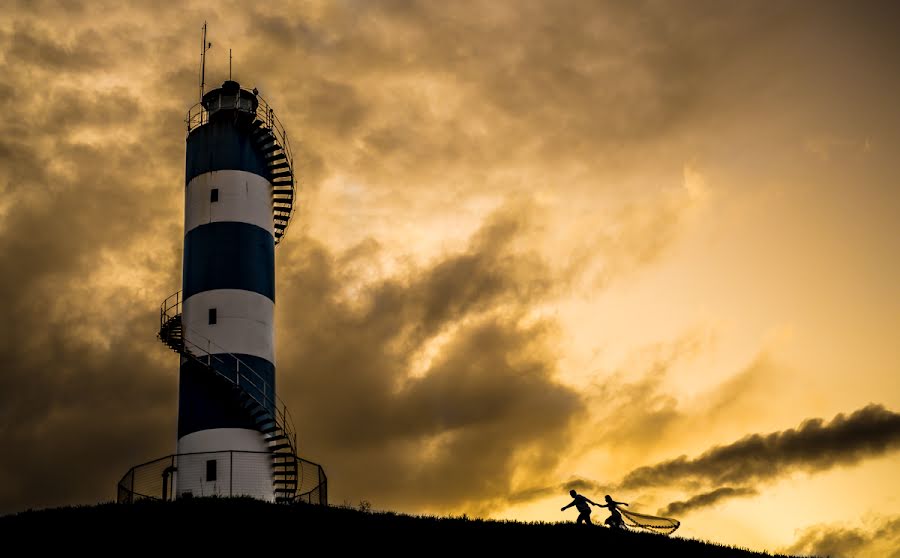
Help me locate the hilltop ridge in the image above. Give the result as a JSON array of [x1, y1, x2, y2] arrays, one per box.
[[0, 497, 812, 556]]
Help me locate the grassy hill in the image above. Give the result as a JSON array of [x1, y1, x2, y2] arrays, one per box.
[[0, 497, 811, 556]]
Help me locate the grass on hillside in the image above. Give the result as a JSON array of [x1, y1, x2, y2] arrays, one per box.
[[0, 497, 815, 557]]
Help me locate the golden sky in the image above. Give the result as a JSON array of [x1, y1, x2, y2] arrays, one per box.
[[1, 1, 899, 555]]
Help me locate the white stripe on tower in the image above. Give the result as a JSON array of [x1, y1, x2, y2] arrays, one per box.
[[185, 170, 274, 235], [176, 430, 274, 501], [182, 290, 275, 364]]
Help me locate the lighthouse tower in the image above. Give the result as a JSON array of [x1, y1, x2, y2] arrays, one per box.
[[158, 79, 297, 502]]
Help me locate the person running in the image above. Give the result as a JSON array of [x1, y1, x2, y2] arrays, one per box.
[[598, 494, 629, 529], [560, 489, 600, 525]]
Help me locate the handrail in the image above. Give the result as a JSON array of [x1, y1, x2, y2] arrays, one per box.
[[159, 291, 298, 457], [184, 91, 294, 173]]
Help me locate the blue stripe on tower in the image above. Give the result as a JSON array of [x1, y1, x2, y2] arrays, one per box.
[[177, 355, 275, 438], [182, 222, 275, 301], [185, 117, 269, 183]]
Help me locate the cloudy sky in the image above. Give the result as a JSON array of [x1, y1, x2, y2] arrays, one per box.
[[1, 0, 898, 554]]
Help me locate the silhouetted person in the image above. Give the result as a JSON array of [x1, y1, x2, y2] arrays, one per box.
[[598, 494, 629, 529], [560, 489, 600, 525]]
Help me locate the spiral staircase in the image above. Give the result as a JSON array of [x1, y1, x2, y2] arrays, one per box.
[[185, 88, 297, 244], [158, 292, 300, 503]]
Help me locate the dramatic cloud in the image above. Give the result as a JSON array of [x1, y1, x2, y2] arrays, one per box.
[[658, 487, 758, 517], [621, 405, 900, 489], [276, 205, 584, 513], [0, 184, 585, 515], [784, 516, 900, 558], [0, 23, 184, 512], [463, 357, 899, 516]]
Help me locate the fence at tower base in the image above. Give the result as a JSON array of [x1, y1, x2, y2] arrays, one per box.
[[117, 451, 327, 506]]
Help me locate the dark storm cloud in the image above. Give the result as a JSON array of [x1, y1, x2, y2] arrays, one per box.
[[276, 205, 583, 512], [0, 311, 176, 512], [621, 404, 900, 490], [0, 146, 179, 512], [2, 24, 110, 71], [784, 515, 900, 558], [0, 8, 190, 514], [239, 1, 737, 193], [39, 88, 140, 133], [562, 478, 606, 493], [238, 0, 888, 191], [500, 359, 900, 513], [658, 487, 758, 517], [303, 79, 368, 138]]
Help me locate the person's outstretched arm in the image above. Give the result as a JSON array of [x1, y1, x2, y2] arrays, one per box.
[[561, 500, 576, 511]]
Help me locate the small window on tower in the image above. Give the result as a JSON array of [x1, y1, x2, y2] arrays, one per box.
[[206, 459, 217, 482], [210, 188, 219, 202], [209, 308, 217, 325]]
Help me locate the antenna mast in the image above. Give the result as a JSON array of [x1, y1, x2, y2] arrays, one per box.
[[229, 48, 232, 80], [199, 22, 211, 102]]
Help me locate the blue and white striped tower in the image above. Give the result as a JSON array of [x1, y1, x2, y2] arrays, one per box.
[[170, 80, 296, 501]]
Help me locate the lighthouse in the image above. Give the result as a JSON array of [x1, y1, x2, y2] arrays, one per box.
[[157, 79, 298, 502], [114, 34, 325, 504]]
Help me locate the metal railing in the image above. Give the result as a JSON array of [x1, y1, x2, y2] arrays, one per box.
[[158, 291, 298, 459], [117, 451, 328, 505], [185, 90, 293, 178], [185, 89, 297, 244]]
